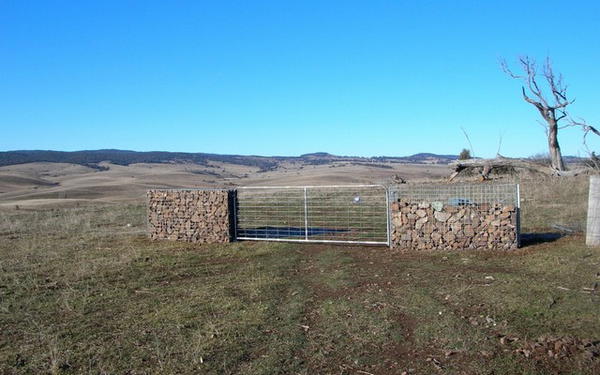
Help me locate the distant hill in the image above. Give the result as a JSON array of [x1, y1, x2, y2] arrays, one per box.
[[0, 149, 463, 170], [0, 149, 279, 171]]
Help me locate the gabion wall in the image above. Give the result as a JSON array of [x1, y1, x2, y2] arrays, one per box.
[[390, 198, 519, 251], [147, 189, 235, 243]]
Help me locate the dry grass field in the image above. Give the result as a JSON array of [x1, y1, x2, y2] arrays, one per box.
[[0, 161, 451, 208], [0, 162, 598, 374]]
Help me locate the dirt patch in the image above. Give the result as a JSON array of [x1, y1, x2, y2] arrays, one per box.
[[287, 244, 420, 373], [514, 336, 600, 371]]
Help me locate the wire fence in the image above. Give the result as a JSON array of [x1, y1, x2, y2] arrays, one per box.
[[518, 176, 588, 232], [146, 177, 594, 247], [389, 183, 519, 207]]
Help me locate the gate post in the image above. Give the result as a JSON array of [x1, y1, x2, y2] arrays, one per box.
[[587, 175, 600, 246], [230, 189, 238, 242]]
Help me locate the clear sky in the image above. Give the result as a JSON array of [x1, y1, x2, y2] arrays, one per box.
[[1, 1, 599, 158]]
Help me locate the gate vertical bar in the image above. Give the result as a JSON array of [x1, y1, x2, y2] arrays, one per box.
[[385, 187, 391, 247], [303, 187, 309, 240], [232, 190, 238, 241], [516, 184, 521, 247]]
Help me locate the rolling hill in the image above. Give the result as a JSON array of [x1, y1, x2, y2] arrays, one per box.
[[0, 149, 458, 169]]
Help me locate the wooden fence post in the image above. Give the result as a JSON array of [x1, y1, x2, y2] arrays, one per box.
[[586, 175, 600, 246]]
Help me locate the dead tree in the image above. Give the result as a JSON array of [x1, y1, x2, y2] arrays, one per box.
[[501, 57, 573, 172], [448, 154, 592, 181], [448, 156, 556, 181]]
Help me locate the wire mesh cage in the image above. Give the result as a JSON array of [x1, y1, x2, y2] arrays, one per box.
[[388, 183, 520, 250]]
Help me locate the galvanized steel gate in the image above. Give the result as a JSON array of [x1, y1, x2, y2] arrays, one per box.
[[234, 185, 390, 245]]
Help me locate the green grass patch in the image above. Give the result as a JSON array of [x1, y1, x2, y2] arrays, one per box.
[[1, 203, 600, 374]]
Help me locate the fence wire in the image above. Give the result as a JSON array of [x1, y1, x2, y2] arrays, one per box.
[[389, 183, 519, 206]]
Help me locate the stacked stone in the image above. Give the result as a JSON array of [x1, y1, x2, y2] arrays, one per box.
[[147, 189, 232, 243], [390, 199, 518, 251]]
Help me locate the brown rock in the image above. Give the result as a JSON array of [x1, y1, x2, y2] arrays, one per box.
[[434, 211, 451, 222], [451, 221, 462, 233], [415, 216, 428, 230], [416, 209, 427, 218], [502, 205, 515, 212], [443, 232, 456, 242]]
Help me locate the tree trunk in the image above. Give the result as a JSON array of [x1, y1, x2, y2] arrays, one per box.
[[547, 118, 566, 171], [448, 156, 587, 180]]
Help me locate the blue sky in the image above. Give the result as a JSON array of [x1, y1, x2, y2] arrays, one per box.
[[1, 1, 599, 158]]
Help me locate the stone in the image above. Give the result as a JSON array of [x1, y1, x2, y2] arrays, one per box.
[[416, 209, 427, 218], [478, 203, 490, 211], [443, 232, 456, 242], [415, 216, 428, 230], [502, 205, 515, 212], [434, 211, 451, 222], [431, 201, 444, 211], [451, 221, 462, 233]]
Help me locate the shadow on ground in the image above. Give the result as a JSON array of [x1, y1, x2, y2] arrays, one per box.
[[521, 232, 565, 246]]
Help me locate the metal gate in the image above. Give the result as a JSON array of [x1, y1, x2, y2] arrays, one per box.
[[234, 185, 390, 245]]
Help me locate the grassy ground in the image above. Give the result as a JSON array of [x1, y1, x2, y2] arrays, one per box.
[[1, 198, 599, 374]]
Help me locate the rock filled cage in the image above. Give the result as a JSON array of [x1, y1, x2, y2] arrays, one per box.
[[389, 183, 520, 250], [147, 189, 236, 243]]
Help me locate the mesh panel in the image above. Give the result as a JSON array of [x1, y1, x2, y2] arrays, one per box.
[[389, 183, 519, 206], [235, 185, 389, 244]]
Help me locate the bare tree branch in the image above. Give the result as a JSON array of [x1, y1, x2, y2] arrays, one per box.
[[500, 57, 521, 78], [496, 131, 505, 157], [569, 118, 600, 141], [502, 55, 570, 171], [460, 126, 475, 158]]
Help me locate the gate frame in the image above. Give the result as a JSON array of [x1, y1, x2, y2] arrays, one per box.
[[234, 185, 391, 246]]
